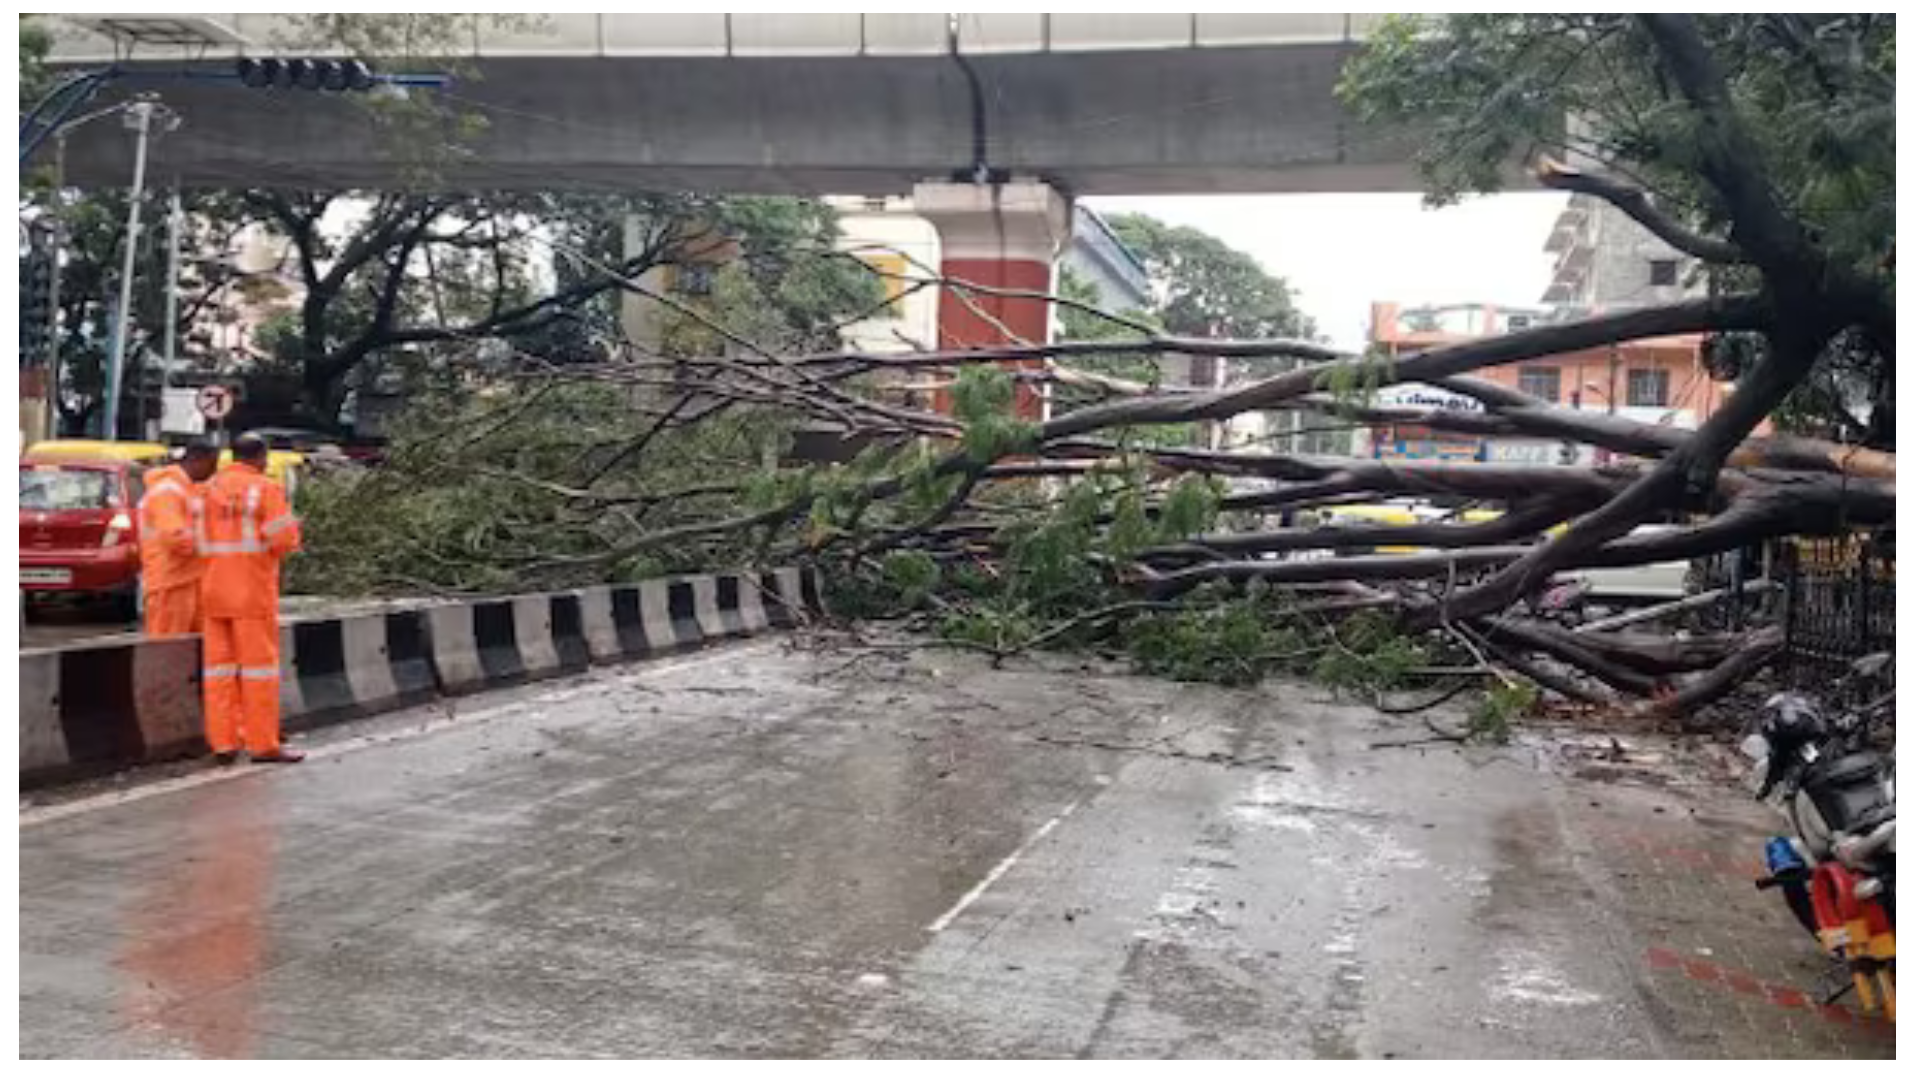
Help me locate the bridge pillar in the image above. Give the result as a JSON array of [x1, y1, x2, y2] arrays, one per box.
[[912, 180, 1072, 421]]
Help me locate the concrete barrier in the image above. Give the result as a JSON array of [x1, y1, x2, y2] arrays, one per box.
[[19, 651, 66, 778], [19, 566, 830, 785], [423, 593, 596, 696], [280, 610, 439, 731], [758, 568, 803, 630], [18, 636, 202, 784]]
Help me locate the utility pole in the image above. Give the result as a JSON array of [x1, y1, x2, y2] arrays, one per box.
[[102, 96, 177, 441]]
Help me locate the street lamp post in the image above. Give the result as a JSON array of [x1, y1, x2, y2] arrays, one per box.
[[160, 188, 183, 420], [100, 96, 177, 441], [39, 135, 66, 443]]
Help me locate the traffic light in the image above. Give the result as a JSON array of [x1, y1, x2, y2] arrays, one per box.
[[235, 57, 377, 92], [19, 238, 56, 367]]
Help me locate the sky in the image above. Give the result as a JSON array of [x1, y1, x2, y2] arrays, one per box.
[[1085, 193, 1569, 352]]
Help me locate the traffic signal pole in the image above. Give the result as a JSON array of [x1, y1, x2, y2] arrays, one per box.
[[22, 58, 450, 441]]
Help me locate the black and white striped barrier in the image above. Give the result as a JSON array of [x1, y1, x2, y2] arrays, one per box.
[[571, 569, 811, 662], [279, 610, 440, 731], [420, 592, 594, 695], [19, 567, 829, 786]]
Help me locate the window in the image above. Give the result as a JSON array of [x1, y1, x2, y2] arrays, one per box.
[[19, 466, 116, 511], [672, 263, 715, 297], [1506, 314, 1532, 330], [1627, 368, 1671, 407], [1649, 259, 1679, 286], [1518, 366, 1562, 402]]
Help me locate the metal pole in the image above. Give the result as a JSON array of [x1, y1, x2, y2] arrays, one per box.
[[161, 189, 183, 403], [41, 135, 67, 442], [103, 100, 157, 442]]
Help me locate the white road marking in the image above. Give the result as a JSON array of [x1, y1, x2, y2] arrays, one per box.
[[19, 641, 782, 828], [925, 799, 1082, 934]]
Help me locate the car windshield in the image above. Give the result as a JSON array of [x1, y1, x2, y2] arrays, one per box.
[[19, 467, 117, 511]]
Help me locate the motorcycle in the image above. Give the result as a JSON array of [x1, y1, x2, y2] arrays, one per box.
[[1743, 653, 1896, 1020]]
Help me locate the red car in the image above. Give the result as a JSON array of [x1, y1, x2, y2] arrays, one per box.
[[19, 455, 154, 620]]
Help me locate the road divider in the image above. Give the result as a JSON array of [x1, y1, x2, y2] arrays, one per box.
[[18, 568, 827, 787], [280, 610, 438, 731]]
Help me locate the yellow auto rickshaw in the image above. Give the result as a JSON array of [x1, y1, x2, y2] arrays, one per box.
[[22, 439, 171, 468], [218, 448, 305, 500], [1312, 503, 1425, 553], [1456, 506, 1572, 538]]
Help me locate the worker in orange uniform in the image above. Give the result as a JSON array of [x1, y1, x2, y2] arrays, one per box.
[[137, 440, 219, 636], [197, 433, 305, 764]]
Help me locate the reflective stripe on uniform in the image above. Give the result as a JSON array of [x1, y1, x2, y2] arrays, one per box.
[[238, 666, 280, 680], [203, 664, 239, 678], [260, 513, 298, 537]]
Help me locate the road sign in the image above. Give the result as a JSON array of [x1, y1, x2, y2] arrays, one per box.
[[195, 385, 235, 421]]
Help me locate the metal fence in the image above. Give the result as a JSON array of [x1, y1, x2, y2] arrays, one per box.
[[1777, 533, 1896, 693]]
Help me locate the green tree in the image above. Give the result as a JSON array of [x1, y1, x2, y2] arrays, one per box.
[[22, 14, 878, 432], [1339, 13, 1895, 445], [1104, 212, 1315, 341], [19, 15, 51, 109], [1339, 13, 1895, 619]]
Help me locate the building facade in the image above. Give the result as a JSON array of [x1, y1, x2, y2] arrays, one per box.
[[1364, 301, 1737, 466], [1356, 190, 1750, 467], [1541, 192, 1704, 309], [1059, 205, 1153, 315]]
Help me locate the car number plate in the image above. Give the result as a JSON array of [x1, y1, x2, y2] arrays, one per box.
[[20, 568, 73, 586]]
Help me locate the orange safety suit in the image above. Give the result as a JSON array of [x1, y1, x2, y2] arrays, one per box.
[[195, 462, 302, 756], [137, 463, 204, 636]]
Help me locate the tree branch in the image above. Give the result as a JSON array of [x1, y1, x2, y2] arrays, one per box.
[[1535, 158, 1745, 263]]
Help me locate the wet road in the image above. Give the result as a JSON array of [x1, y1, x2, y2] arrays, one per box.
[[19, 638, 1894, 1058]]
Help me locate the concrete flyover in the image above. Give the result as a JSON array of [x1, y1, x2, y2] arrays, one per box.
[[38, 13, 1432, 195]]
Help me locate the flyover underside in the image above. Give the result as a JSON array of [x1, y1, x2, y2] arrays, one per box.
[[48, 45, 1435, 195]]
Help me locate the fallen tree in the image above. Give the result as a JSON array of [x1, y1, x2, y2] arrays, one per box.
[[291, 14, 1890, 735]]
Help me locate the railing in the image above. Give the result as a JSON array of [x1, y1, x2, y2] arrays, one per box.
[[1776, 532, 1895, 694]]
